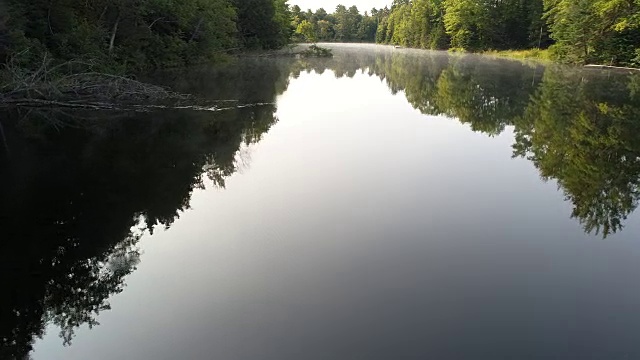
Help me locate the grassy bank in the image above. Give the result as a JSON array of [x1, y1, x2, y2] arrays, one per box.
[[481, 49, 553, 63]]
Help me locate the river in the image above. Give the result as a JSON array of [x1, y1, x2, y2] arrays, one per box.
[[3, 43, 640, 359]]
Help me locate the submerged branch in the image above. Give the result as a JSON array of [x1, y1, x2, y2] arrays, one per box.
[[0, 97, 275, 112], [0, 59, 271, 112], [2, 69, 188, 102]]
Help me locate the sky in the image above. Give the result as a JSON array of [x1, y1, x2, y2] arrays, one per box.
[[288, 0, 391, 13]]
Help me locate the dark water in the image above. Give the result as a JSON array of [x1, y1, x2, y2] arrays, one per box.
[[3, 44, 640, 359]]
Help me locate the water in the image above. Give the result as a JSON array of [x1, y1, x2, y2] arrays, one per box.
[[3, 44, 640, 359]]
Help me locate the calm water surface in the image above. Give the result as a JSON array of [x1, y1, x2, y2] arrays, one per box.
[[3, 44, 640, 359]]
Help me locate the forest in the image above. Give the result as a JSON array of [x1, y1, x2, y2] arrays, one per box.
[[0, 0, 384, 74], [291, 5, 382, 43], [376, 0, 640, 66], [2, 0, 640, 76], [0, 0, 292, 72]]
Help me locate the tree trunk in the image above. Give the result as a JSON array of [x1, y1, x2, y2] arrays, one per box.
[[47, 0, 54, 35], [109, 16, 120, 55], [190, 18, 204, 42], [99, 6, 108, 22], [148, 17, 164, 30], [0, 120, 8, 157]]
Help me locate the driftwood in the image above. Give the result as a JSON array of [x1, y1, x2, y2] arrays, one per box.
[[584, 64, 640, 72], [0, 57, 272, 112], [1, 72, 190, 110], [1, 57, 190, 102], [0, 98, 275, 112]]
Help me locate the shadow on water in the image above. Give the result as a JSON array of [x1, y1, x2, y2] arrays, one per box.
[[0, 59, 292, 358], [2, 45, 640, 358]]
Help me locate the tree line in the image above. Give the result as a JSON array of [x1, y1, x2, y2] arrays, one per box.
[[376, 0, 640, 66], [0, 0, 292, 71], [292, 5, 382, 43], [3, 0, 639, 72]]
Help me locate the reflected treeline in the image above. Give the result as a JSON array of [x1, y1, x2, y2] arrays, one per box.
[[0, 59, 292, 359], [3, 48, 640, 358], [513, 68, 640, 237], [297, 47, 640, 237]]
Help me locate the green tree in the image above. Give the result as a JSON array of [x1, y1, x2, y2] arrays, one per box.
[[545, 0, 597, 63], [296, 20, 317, 43], [443, 0, 482, 49], [232, 0, 287, 49], [4, 0, 239, 69], [2, 0, 294, 73], [273, 0, 294, 48], [378, 0, 547, 51], [317, 20, 334, 40], [544, 0, 640, 65]]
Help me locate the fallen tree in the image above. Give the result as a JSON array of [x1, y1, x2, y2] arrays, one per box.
[[0, 55, 272, 112]]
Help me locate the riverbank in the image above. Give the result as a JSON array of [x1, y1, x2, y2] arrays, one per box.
[[0, 44, 335, 111], [481, 49, 553, 63], [481, 49, 640, 71], [378, 44, 554, 64], [238, 44, 333, 58]]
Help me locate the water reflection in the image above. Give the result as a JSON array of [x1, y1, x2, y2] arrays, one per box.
[[0, 60, 290, 358], [2, 45, 640, 358], [514, 68, 640, 237], [297, 46, 640, 237]]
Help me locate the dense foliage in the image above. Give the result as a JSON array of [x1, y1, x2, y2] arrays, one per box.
[[545, 0, 640, 65], [0, 0, 293, 71], [376, 0, 640, 66], [3, 0, 640, 72], [291, 5, 383, 43], [232, 0, 292, 49]]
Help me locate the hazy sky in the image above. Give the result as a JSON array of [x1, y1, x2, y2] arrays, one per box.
[[288, 0, 391, 12]]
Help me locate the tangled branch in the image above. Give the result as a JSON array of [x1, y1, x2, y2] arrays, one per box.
[[0, 54, 271, 111]]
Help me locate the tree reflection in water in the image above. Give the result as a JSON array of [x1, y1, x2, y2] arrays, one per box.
[[3, 47, 640, 358], [298, 47, 640, 238], [0, 59, 291, 358]]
